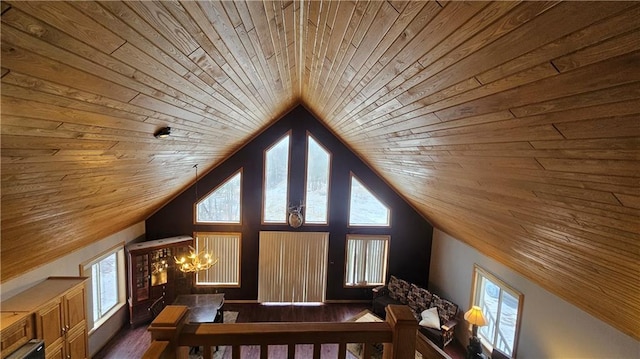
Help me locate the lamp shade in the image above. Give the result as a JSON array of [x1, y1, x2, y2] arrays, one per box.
[[464, 306, 487, 326]]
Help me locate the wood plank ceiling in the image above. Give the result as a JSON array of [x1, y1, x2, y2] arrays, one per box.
[[1, 0, 638, 340]]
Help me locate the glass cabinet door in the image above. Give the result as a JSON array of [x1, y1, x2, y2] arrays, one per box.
[[135, 254, 149, 301], [151, 248, 170, 286]]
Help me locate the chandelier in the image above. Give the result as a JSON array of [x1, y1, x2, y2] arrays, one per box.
[[175, 246, 217, 273]]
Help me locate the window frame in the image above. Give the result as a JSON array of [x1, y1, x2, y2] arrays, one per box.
[[347, 173, 391, 227], [262, 132, 291, 225], [470, 265, 524, 358], [194, 232, 242, 288], [303, 132, 332, 226], [194, 169, 243, 225], [343, 234, 390, 288], [79, 243, 126, 334]]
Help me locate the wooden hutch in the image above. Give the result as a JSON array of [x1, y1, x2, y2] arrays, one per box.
[[126, 236, 193, 326]]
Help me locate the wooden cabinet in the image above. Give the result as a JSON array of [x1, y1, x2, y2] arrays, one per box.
[[1, 277, 87, 359], [126, 236, 193, 326], [32, 286, 87, 359]]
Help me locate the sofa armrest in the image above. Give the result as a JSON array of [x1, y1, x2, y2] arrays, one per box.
[[440, 318, 458, 347], [372, 285, 388, 298], [440, 318, 458, 332]]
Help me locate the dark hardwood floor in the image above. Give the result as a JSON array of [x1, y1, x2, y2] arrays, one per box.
[[93, 303, 465, 359]]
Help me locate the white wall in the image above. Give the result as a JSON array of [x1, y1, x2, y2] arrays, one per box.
[[1, 222, 146, 357], [429, 228, 640, 359]]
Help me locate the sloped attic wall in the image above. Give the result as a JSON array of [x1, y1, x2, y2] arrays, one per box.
[[146, 106, 433, 300]]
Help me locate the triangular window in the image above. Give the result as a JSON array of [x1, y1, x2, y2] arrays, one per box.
[[196, 170, 242, 224], [348, 175, 390, 226]]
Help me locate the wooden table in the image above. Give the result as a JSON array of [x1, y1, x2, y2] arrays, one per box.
[[173, 294, 225, 323]]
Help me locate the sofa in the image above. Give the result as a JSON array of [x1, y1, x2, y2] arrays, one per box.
[[372, 275, 459, 348]]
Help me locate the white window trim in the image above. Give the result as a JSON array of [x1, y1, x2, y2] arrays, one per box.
[[80, 243, 126, 335]]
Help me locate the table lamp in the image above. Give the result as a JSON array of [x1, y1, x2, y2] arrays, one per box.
[[464, 306, 487, 359]]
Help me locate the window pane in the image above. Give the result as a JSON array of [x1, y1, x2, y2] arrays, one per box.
[[264, 135, 290, 223], [98, 253, 118, 316], [344, 236, 388, 286], [349, 176, 390, 226], [497, 291, 518, 355], [197, 171, 242, 223], [305, 136, 330, 224], [91, 265, 100, 321], [472, 266, 522, 357], [479, 278, 498, 344]]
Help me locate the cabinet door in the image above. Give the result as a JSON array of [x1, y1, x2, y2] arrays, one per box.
[[66, 325, 87, 359], [134, 253, 150, 302], [64, 286, 86, 331], [35, 299, 64, 350], [46, 341, 64, 359]]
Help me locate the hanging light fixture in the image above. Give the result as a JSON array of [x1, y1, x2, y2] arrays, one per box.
[[174, 246, 217, 272], [174, 164, 217, 273]]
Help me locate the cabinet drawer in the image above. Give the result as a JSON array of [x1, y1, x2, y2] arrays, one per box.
[[1, 313, 33, 359]]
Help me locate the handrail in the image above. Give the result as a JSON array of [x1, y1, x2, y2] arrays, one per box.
[[143, 304, 418, 359], [482, 307, 511, 354]]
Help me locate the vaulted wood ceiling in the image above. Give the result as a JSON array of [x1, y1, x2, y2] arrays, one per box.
[[1, 0, 638, 340]]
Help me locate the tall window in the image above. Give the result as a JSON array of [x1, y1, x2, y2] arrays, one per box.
[[348, 175, 390, 226], [195, 232, 241, 287], [344, 235, 389, 287], [196, 170, 242, 224], [263, 134, 290, 223], [471, 265, 523, 357], [81, 245, 126, 333], [305, 134, 331, 224]]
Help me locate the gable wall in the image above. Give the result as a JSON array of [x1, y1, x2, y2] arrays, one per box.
[[146, 106, 433, 300]]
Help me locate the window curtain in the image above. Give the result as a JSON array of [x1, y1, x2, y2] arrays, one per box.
[[258, 231, 329, 303], [345, 236, 388, 286], [196, 232, 241, 286]]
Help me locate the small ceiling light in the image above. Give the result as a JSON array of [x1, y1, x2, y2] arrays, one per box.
[[154, 127, 171, 138]]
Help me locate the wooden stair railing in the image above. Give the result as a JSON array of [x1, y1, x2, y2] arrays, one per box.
[[143, 304, 417, 359]]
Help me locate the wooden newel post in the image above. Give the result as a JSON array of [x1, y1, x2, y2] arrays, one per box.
[[383, 305, 418, 359], [146, 305, 189, 359]]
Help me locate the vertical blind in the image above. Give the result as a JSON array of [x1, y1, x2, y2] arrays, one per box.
[[345, 235, 389, 286], [196, 232, 241, 286], [258, 231, 329, 303]]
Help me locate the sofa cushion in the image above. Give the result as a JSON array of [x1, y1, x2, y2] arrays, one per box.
[[419, 307, 441, 329], [407, 284, 433, 314], [387, 275, 411, 304], [430, 294, 458, 324]]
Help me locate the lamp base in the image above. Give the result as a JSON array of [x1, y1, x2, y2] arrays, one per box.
[[466, 336, 485, 359]]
